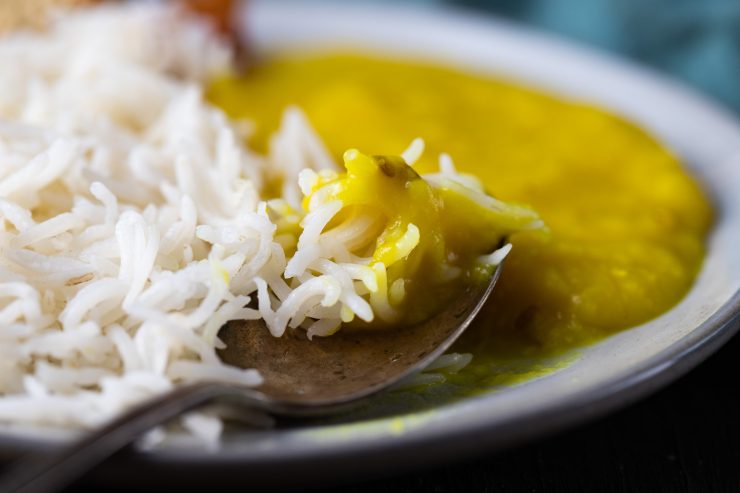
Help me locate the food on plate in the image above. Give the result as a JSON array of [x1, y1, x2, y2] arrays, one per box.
[[180, 0, 235, 34], [210, 54, 713, 375], [0, 3, 539, 442]]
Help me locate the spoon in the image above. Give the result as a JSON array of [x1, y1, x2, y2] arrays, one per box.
[[0, 263, 502, 493]]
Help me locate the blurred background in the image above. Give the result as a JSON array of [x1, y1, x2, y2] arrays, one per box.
[[386, 0, 740, 114], [3, 0, 737, 113]]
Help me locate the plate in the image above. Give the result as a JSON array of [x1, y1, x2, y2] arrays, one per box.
[[3, 1, 739, 489]]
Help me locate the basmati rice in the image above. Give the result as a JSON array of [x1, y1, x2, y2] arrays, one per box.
[[0, 3, 516, 443]]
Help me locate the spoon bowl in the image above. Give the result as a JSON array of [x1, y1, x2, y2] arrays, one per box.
[[218, 263, 502, 414]]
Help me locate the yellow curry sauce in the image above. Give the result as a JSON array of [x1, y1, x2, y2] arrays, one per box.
[[208, 54, 713, 387]]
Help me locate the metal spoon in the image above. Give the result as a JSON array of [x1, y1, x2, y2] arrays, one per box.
[[0, 263, 502, 493]]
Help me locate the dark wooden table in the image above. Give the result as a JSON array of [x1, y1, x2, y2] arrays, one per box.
[[65, 328, 739, 493]]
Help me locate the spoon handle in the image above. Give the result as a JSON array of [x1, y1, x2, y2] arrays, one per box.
[[0, 383, 261, 493]]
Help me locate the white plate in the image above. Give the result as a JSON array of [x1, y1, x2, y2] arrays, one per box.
[[3, 1, 739, 489]]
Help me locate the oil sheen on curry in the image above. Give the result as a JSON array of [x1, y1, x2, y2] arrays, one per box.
[[208, 54, 713, 388]]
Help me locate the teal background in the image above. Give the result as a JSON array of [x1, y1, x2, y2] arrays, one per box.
[[452, 0, 740, 113]]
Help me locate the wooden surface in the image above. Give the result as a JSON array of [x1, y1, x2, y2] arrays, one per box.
[[62, 328, 740, 492]]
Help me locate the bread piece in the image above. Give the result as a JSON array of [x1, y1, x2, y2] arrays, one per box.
[[0, 0, 99, 32]]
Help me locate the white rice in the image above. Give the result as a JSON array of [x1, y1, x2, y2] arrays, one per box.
[[0, 3, 513, 443]]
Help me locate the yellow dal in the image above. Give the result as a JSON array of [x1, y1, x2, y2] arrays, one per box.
[[208, 53, 712, 377]]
